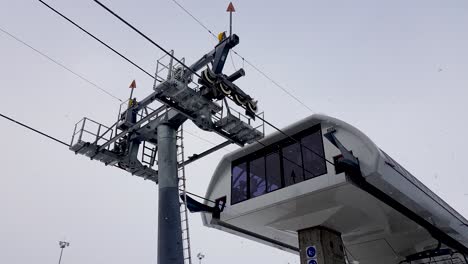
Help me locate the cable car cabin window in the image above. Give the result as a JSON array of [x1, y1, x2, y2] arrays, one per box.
[[301, 130, 327, 179], [231, 124, 325, 204], [265, 151, 281, 192], [231, 162, 248, 204], [282, 142, 304, 187], [249, 156, 267, 198]]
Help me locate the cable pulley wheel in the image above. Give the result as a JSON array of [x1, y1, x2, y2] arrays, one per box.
[[234, 94, 246, 106], [247, 101, 258, 113], [202, 68, 216, 85], [218, 82, 231, 95]]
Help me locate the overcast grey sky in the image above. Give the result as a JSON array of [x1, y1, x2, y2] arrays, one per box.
[[1, 0, 467, 263]]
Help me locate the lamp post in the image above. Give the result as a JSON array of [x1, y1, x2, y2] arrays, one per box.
[[197, 252, 205, 264], [58, 241, 70, 264]]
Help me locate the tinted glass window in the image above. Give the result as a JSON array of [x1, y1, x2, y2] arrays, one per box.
[[265, 152, 281, 192], [301, 131, 327, 179], [231, 125, 325, 203], [249, 157, 266, 198], [282, 142, 304, 186], [231, 163, 248, 204]]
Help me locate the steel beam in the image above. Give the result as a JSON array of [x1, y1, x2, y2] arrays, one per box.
[[181, 140, 232, 167]]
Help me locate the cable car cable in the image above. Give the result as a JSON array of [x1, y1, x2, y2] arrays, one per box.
[[37, 0, 160, 82], [0, 113, 70, 147], [0, 26, 122, 102], [92, 0, 202, 80], [170, 0, 217, 39], [0, 111, 215, 204]]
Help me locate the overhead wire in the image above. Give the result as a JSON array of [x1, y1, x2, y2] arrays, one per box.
[[235, 52, 316, 113], [0, 113, 70, 147], [88, 0, 335, 166], [92, 0, 202, 80], [37, 0, 159, 81], [0, 111, 217, 202], [229, 51, 237, 71], [170, 0, 217, 39], [184, 129, 231, 152], [0, 26, 122, 102], [168, 0, 316, 113]]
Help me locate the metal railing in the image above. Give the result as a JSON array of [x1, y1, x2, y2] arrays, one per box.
[[117, 99, 162, 125], [71, 117, 114, 149], [213, 99, 265, 137], [154, 51, 200, 91]]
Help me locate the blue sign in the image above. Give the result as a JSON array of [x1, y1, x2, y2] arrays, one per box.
[[308, 260, 318, 264], [306, 246, 317, 258]]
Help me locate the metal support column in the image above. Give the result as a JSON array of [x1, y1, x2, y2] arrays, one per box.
[[58, 247, 64, 264], [157, 123, 184, 264], [298, 226, 346, 264]]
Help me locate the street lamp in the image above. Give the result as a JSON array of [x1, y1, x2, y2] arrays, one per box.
[[58, 241, 70, 264], [197, 252, 205, 264]]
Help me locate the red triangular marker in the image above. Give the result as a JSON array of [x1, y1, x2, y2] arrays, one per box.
[[129, 80, 136, 89], [226, 2, 235, 12]]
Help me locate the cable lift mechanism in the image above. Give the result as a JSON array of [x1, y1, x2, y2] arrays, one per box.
[[70, 32, 263, 177], [69, 27, 264, 264]]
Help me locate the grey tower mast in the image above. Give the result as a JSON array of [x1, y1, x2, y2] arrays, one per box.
[[157, 122, 183, 263]]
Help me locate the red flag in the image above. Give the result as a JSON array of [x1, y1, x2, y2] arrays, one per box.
[[129, 80, 136, 89], [226, 2, 235, 12]]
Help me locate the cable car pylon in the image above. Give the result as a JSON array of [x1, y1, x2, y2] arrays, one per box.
[[68, 7, 264, 263]]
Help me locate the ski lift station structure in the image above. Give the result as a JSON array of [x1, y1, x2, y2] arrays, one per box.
[[201, 114, 468, 264]]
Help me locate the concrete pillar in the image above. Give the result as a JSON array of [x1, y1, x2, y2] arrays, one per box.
[[157, 123, 183, 264], [298, 226, 346, 264]]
